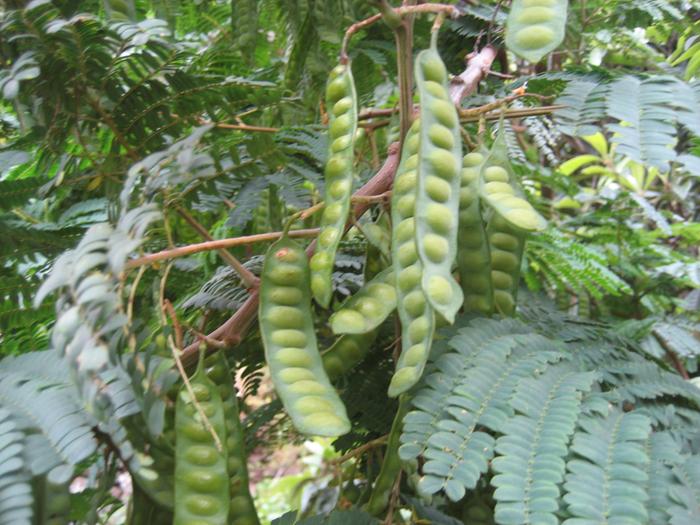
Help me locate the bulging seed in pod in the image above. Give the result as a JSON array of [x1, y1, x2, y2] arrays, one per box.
[[295, 396, 335, 415], [288, 380, 326, 395], [484, 166, 509, 182], [424, 80, 447, 99], [276, 348, 313, 367], [463, 152, 484, 166], [485, 181, 515, 195], [394, 171, 417, 195], [403, 290, 426, 317], [425, 203, 452, 234], [185, 495, 220, 516], [403, 344, 427, 366], [331, 136, 352, 153], [319, 228, 339, 248], [428, 124, 455, 149], [514, 25, 555, 49], [326, 78, 347, 102], [184, 445, 219, 466], [329, 179, 351, 199], [397, 241, 418, 267], [461, 167, 480, 184], [331, 310, 365, 332], [421, 58, 447, 83], [492, 270, 514, 289], [330, 114, 352, 136], [423, 234, 449, 262], [267, 306, 304, 328], [310, 252, 332, 271], [408, 318, 429, 343], [427, 275, 452, 304], [425, 176, 451, 202], [492, 251, 519, 273], [429, 100, 457, 128], [396, 218, 415, 242], [270, 329, 307, 347], [355, 297, 382, 318], [333, 97, 353, 116], [268, 265, 303, 286], [398, 266, 422, 291], [491, 232, 519, 250], [325, 156, 348, 178], [430, 149, 458, 180], [397, 195, 416, 219], [518, 6, 554, 24], [322, 203, 344, 223], [278, 367, 316, 383]]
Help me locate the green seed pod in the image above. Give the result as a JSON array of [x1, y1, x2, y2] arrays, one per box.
[[364, 212, 392, 280], [389, 122, 436, 398], [321, 330, 380, 380], [175, 364, 229, 525], [478, 128, 546, 233], [205, 351, 260, 525], [486, 213, 527, 317], [365, 397, 410, 516], [505, 0, 568, 63], [456, 150, 493, 315], [414, 44, 464, 324], [330, 268, 396, 334], [310, 63, 358, 307], [260, 237, 350, 436]]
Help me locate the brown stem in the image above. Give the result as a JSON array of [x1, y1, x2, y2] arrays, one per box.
[[176, 207, 260, 289], [449, 45, 498, 105], [199, 119, 280, 133], [126, 229, 320, 270], [654, 331, 690, 380]]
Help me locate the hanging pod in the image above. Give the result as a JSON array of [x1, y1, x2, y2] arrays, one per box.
[[388, 120, 436, 398], [310, 63, 359, 308], [260, 236, 350, 436], [413, 42, 464, 324], [505, 0, 569, 63]]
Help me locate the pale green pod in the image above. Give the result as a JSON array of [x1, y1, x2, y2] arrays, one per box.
[[388, 121, 436, 398], [174, 365, 229, 525], [456, 150, 493, 315], [329, 267, 396, 335], [505, 0, 568, 63], [260, 237, 350, 436], [205, 352, 260, 525], [310, 63, 358, 308], [321, 330, 380, 381], [414, 45, 464, 324], [487, 213, 527, 316], [478, 128, 547, 233]]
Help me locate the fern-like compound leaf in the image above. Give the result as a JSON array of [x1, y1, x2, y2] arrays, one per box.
[[563, 410, 652, 524], [492, 366, 596, 525]]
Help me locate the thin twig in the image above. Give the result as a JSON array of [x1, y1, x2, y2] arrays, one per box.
[[331, 435, 389, 464], [177, 207, 259, 289], [197, 117, 279, 133], [164, 301, 224, 452], [126, 229, 320, 269]]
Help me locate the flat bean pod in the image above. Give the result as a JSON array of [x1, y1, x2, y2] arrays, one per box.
[[506, 0, 569, 63], [260, 236, 350, 436], [322, 330, 379, 381], [389, 120, 436, 398], [310, 63, 358, 308], [413, 45, 464, 324], [363, 213, 392, 280], [205, 351, 260, 525], [456, 150, 494, 315], [478, 129, 546, 233], [174, 365, 229, 525], [329, 267, 396, 335], [487, 212, 527, 316]]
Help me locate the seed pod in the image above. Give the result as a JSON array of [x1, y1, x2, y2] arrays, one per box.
[[322, 330, 380, 381], [414, 44, 464, 324], [310, 63, 358, 308], [388, 121, 436, 398], [330, 268, 396, 335], [205, 351, 260, 525], [365, 397, 410, 516], [457, 150, 494, 315], [478, 128, 546, 233], [487, 213, 526, 317], [505, 0, 568, 63], [260, 237, 350, 436], [174, 364, 229, 525]]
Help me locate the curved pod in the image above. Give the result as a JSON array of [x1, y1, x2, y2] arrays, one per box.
[[388, 121, 436, 398], [310, 63, 358, 308], [329, 267, 396, 335], [487, 213, 527, 316], [322, 330, 380, 381], [260, 237, 350, 436], [414, 46, 464, 324], [505, 0, 569, 63]]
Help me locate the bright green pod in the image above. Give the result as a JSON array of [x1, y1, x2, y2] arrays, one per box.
[[365, 396, 410, 516], [389, 121, 436, 398], [310, 63, 358, 308], [175, 364, 229, 525], [260, 237, 350, 436], [329, 267, 396, 335], [486, 213, 527, 317], [505, 0, 568, 63], [478, 127, 547, 233], [205, 351, 260, 525], [321, 330, 380, 381], [414, 44, 464, 324]]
